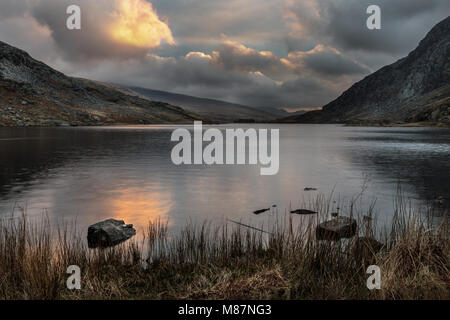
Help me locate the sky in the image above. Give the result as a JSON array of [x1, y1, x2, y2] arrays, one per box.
[[0, 0, 448, 110]]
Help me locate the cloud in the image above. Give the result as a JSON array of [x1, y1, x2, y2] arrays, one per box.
[[110, 0, 174, 48], [0, 1, 31, 19], [151, 0, 287, 49], [207, 41, 369, 81], [209, 40, 294, 81], [287, 45, 370, 77], [31, 0, 174, 61], [66, 39, 347, 108], [284, 0, 450, 57], [0, 0, 448, 109]]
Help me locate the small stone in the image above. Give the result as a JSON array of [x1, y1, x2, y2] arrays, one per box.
[[290, 209, 317, 215], [253, 208, 270, 215]]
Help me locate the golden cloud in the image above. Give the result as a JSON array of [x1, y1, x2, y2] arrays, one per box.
[[110, 0, 175, 48]]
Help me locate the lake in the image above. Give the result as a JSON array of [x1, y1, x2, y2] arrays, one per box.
[[0, 124, 449, 234]]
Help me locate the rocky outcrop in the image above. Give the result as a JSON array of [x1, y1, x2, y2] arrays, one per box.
[[282, 16, 450, 125], [87, 219, 136, 248], [0, 41, 202, 127]]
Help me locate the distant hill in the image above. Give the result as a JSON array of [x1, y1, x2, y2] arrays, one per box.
[[281, 16, 450, 125], [126, 86, 288, 123], [0, 41, 202, 127]]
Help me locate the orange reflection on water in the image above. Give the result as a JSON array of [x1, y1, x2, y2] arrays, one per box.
[[108, 186, 173, 230]]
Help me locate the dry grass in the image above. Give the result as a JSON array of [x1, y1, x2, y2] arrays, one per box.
[[0, 195, 448, 300]]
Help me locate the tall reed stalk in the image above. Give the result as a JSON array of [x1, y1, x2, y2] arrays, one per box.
[[0, 193, 447, 300]]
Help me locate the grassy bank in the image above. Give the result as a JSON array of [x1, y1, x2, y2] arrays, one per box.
[[0, 199, 448, 300]]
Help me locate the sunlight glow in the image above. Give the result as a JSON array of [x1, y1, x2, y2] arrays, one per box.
[[110, 0, 175, 48], [109, 186, 173, 228]]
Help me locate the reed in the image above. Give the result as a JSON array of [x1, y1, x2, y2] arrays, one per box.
[[0, 193, 448, 300]]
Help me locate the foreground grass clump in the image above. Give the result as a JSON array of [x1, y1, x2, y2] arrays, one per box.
[[0, 203, 448, 300]]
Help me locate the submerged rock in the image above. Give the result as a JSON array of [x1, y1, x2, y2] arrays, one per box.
[[253, 208, 270, 215], [87, 219, 136, 248], [290, 209, 317, 215], [316, 216, 357, 241], [304, 187, 317, 191]]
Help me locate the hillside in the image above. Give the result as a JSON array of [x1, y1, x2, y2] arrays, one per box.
[[281, 16, 450, 125], [0, 41, 202, 127], [126, 86, 288, 123]]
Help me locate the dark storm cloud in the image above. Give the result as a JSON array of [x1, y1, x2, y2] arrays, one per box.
[[209, 41, 293, 81], [287, 45, 370, 77], [31, 0, 117, 61], [0, 0, 448, 109], [76, 51, 338, 108], [239, 76, 337, 108], [150, 0, 287, 48], [286, 0, 450, 55], [303, 51, 368, 76], [0, 1, 30, 19]]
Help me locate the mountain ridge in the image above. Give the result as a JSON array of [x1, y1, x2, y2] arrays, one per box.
[[0, 40, 203, 127], [281, 16, 450, 125], [124, 86, 289, 123]]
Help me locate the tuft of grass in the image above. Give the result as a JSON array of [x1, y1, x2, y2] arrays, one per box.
[[0, 194, 448, 300]]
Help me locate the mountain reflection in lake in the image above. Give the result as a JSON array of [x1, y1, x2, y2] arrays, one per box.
[[0, 125, 448, 234]]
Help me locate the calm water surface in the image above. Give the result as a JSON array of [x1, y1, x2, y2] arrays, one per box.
[[0, 124, 449, 234]]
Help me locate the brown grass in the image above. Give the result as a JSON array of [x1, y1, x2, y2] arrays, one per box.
[[0, 195, 448, 300]]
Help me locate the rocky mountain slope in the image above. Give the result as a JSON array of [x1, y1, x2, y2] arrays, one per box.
[[282, 16, 450, 125], [126, 86, 289, 123], [0, 41, 202, 127]]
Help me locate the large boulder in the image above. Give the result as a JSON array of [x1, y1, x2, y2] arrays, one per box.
[[87, 219, 136, 248], [316, 217, 357, 241]]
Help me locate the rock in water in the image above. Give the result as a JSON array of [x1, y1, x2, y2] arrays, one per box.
[[316, 217, 357, 241], [290, 209, 317, 215], [88, 219, 136, 248], [253, 208, 270, 215]]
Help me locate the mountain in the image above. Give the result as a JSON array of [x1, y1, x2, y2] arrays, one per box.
[[125, 86, 289, 123], [281, 16, 450, 125], [0, 41, 202, 127]]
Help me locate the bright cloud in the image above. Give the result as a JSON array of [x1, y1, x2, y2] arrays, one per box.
[[0, 0, 448, 109], [110, 0, 174, 48], [28, 0, 175, 61]]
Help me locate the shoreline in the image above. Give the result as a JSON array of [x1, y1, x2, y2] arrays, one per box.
[[1, 121, 450, 128], [344, 122, 450, 128], [0, 195, 448, 300]]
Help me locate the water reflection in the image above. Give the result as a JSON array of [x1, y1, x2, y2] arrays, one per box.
[[107, 186, 173, 228], [344, 128, 450, 206], [0, 125, 448, 234]]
